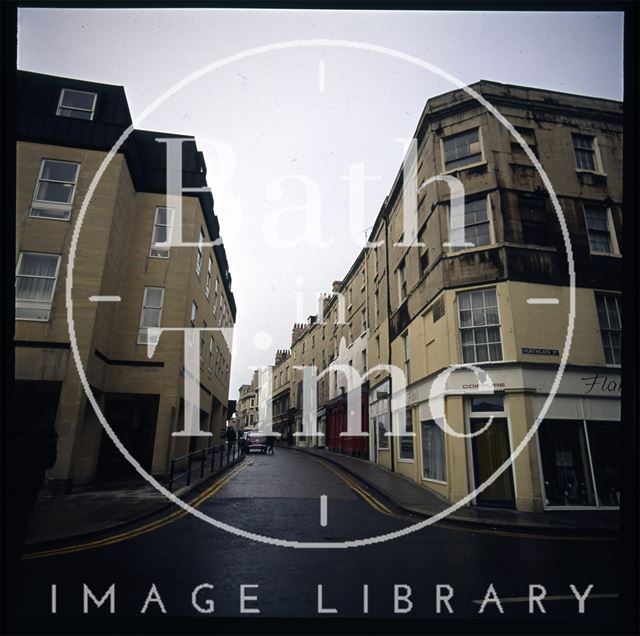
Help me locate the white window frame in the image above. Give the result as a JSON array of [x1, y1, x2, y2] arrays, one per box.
[[15, 251, 61, 322], [441, 126, 485, 173], [457, 287, 503, 364], [398, 408, 415, 463], [149, 206, 174, 258], [572, 133, 605, 175], [137, 287, 165, 345], [56, 88, 97, 120], [583, 203, 619, 256], [420, 418, 447, 484], [205, 256, 213, 298], [595, 292, 621, 366], [208, 335, 214, 371], [195, 228, 205, 277], [29, 159, 80, 221], [447, 194, 495, 253]]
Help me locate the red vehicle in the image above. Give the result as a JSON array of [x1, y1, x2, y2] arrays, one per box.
[[245, 432, 268, 454]]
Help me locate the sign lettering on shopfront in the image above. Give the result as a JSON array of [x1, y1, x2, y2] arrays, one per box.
[[581, 374, 621, 395]]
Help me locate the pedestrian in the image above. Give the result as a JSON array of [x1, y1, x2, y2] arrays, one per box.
[[266, 435, 275, 455], [287, 429, 294, 447]]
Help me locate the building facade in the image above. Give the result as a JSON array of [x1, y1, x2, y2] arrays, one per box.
[[244, 80, 622, 515], [15, 71, 236, 492]]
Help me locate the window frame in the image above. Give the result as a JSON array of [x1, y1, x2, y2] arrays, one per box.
[[56, 88, 97, 120], [441, 126, 485, 173], [205, 255, 213, 298], [572, 133, 605, 175], [195, 228, 205, 277], [583, 202, 619, 256], [149, 206, 174, 258], [398, 408, 415, 462], [447, 193, 495, 253], [595, 292, 621, 366], [137, 287, 165, 345], [397, 258, 407, 304], [15, 251, 62, 322], [457, 287, 503, 364], [420, 419, 447, 484], [29, 159, 80, 221]]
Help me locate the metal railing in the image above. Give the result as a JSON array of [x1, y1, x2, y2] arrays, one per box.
[[168, 442, 244, 491]]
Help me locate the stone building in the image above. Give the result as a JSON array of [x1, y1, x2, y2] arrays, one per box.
[[15, 71, 236, 491], [251, 80, 621, 515]]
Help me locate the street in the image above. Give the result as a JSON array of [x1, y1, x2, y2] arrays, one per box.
[[11, 448, 620, 627]]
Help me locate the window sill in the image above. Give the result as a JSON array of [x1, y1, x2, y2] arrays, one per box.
[[28, 211, 71, 222], [422, 477, 447, 486], [576, 169, 607, 178], [149, 254, 170, 259], [398, 457, 415, 464], [15, 316, 50, 322], [442, 160, 488, 176], [444, 243, 498, 257], [589, 252, 622, 258]]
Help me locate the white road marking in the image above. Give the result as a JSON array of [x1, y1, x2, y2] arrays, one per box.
[[320, 494, 328, 527], [89, 295, 121, 302], [527, 297, 560, 305]]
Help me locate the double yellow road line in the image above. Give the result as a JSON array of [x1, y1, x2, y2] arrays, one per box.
[[23, 459, 253, 560], [318, 460, 404, 520]]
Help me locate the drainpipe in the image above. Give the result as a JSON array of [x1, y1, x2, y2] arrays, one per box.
[[383, 210, 395, 473]]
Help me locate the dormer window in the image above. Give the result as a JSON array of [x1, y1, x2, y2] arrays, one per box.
[[56, 89, 97, 120]]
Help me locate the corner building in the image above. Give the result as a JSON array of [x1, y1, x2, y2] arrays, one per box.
[[380, 81, 621, 512], [15, 71, 236, 492]]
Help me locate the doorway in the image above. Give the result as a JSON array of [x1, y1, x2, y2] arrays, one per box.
[[470, 417, 516, 508]]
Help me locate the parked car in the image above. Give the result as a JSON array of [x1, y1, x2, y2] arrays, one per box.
[[245, 432, 268, 454]]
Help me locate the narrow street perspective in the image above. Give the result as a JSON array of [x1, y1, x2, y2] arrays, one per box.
[[5, 7, 634, 636]]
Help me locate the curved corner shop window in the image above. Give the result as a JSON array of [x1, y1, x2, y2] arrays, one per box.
[[538, 419, 620, 508]]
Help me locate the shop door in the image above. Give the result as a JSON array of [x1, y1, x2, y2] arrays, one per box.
[[470, 418, 515, 508]]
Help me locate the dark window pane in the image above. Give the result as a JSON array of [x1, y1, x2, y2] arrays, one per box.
[[538, 420, 596, 506], [586, 421, 620, 507]]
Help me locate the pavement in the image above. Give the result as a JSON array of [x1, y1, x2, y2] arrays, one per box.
[[24, 452, 246, 550], [291, 445, 619, 535]]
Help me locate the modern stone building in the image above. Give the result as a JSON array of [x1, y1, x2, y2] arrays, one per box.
[[249, 80, 621, 515], [15, 71, 236, 491]]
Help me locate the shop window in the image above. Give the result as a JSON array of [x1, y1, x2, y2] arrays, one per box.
[[457, 288, 502, 363], [399, 409, 414, 461], [538, 418, 620, 508], [376, 414, 389, 449], [421, 420, 446, 482]]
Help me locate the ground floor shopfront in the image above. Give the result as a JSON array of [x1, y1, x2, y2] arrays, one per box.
[[381, 364, 620, 513]]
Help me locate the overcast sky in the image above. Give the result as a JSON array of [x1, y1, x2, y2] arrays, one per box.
[[17, 8, 624, 397]]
